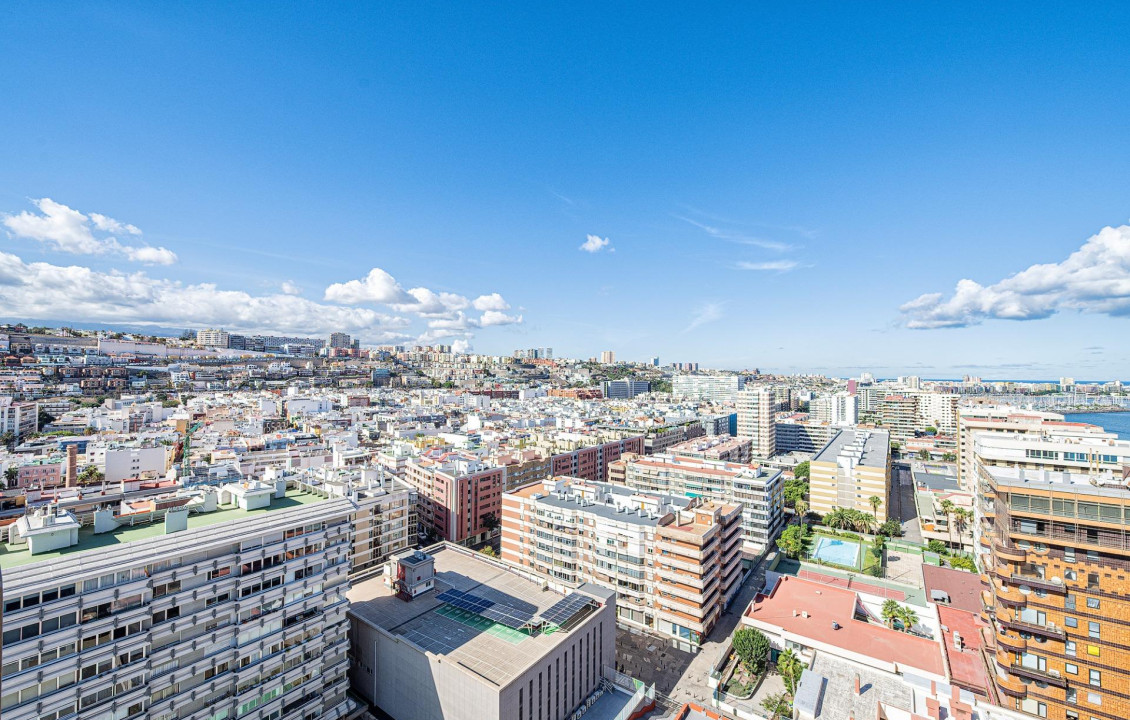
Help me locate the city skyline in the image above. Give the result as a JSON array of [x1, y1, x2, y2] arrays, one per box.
[[3, 4, 1130, 377]]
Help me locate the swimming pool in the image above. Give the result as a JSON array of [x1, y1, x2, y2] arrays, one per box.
[[812, 536, 861, 568]]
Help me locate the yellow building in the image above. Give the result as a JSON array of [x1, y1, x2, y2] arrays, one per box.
[[809, 429, 891, 522]]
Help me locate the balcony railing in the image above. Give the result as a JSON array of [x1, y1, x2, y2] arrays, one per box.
[[1009, 664, 1067, 688], [1008, 573, 1067, 594], [999, 618, 1065, 640]]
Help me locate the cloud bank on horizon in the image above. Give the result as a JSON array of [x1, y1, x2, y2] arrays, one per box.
[[901, 225, 1130, 329], [0, 198, 522, 348]]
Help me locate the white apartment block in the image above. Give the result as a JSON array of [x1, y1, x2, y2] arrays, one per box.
[[195, 329, 230, 348], [737, 387, 776, 458], [614, 453, 784, 554], [809, 429, 892, 521], [671, 375, 741, 403], [501, 478, 744, 650], [0, 483, 357, 720]]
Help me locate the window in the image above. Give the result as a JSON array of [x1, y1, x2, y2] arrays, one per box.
[[1064, 547, 1076, 563], [1067, 688, 1077, 704], [1065, 617, 1078, 628], [1088, 622, 1099, 639], [1087, 693, 1101, 706], [1065, 594, 1076, 610], [1086, 598, 1099, 609], [1066, 663, 1078, 675], [1089, 670, 1100, 687], [1066, 641, 1077, 657]]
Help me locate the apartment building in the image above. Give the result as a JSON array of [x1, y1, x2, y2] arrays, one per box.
[[0, 396, 38, 440], [775, 417, 837, 454], [955, 407, 1105, 489], [880, 395, 918, 443], [501, 478, 743, 650], [611, 452, 783, 554], [737, 387, 776, 458], [977, 457, 1130, 720], [404, 449, 506, 545], [0, 481, 356, 720], [195, 328, 230, 348], [666, 435, 753, 464], [601, 379, 651, 399], [671, 375, 741, 403], [347, 543, 617, 720], [809, 429, 891, 521]]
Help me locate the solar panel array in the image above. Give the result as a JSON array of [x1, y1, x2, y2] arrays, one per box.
[[539, 593, 592, 627], [436, 588, 535, 629]]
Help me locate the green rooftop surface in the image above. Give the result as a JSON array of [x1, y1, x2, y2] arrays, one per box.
[[434, 604, 530, 644], [0, 490, 326, 571]]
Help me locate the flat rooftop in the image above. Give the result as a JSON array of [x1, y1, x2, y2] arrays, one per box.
[[0, 489, 326, 570], [812, 429, 890, 469], [347, 544, 606, 688], [987, 465, 1130, 499], [801, 653, 913, 720]]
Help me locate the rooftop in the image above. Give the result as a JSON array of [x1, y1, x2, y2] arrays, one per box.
[[347, 543, 609, 688], [812, 429, 890, 469], [746, 575, 945, 677], [921, 565, 983, 614], [0, 488, 327, 571], [986, 465, 1130, 498], [799, 653, 914, 720], [936, 605, 991, 697]]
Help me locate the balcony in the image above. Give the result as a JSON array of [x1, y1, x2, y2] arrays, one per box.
[[1009, 664, 1067, 688], [999, 618, 1066, 640], [996, 630, 1026, 652], [994, 543, 1027, 561], [1009, 573, 1067, 594]]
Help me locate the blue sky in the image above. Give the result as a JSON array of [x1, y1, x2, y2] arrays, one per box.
[[2, 3, 1130, 378]]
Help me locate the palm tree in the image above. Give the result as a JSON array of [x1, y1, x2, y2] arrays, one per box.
[[897, 606, 919, 634], [794, 499, 808, 524], [851, 510, 876, 534], [881, 599, 900, 628], [776, 649, 804, 696], [954, 508, 973, 545], [824, 507, 851, 530], [868, 495, 882, 518], [939, 499, 956, 545]]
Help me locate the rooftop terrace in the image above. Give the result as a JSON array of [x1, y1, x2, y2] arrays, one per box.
[[0, 489, 327, 570]]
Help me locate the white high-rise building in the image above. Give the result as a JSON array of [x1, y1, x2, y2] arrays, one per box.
[[737, 387, 776, 458], [672, 375, 741, 403], [831, 392, 859, 426]]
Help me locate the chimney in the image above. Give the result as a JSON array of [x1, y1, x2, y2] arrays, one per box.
[[66, 445, 78, 487], [854, 675, 861, 695]]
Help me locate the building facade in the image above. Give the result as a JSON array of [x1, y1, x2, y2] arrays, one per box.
[[737, 387, 776, 458], [809, 429, 892, 522]]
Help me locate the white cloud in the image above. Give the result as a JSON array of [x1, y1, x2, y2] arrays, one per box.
[[389, 287, 470, 317], [89, 213, 142, 235], [280, 280, 302, 295], [472, 292, 511, 312], [451, 339, 473, 354], [2, 198, 177, 264], [684, 302, 724, 332], [323, 267, 410, 304], [0, 251, 410, 341], [580, 234, 612, 253], [735, 260, 799, 272], [121, 245, 178, 266], [901, 225, 1130, 329], [479, 310, 523, 327]]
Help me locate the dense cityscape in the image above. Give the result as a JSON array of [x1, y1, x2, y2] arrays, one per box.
[[4, 5, 1130, 720], [0, 324, 1127, 720]]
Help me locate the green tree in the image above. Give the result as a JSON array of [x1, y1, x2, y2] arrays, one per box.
[[792, 461, 810, 479], [37, 408, 55, 429], [917, 449, 931, 460], [3, 466, 18, 488], [939, 499, 956, 544], [897, 606, 919, 633], [78, 465, 105, 485], [761, 692, 791, 720], [877, 519, 902, 538], [881, 599, 901, 628], [0, 431, 15, 449], [794, 499, 808, 523], [942, 452, 956, 462], [732, 627, 771, 674], [776, 524, 810, 559], [868, 495, 882, 517], [783, 478, 808, 506], [823, 507, 851, 530], [927, 539, 948, 555], [777, 649, 804, 696], [948, 554, 977, 572], [924, 426, 937, 435]]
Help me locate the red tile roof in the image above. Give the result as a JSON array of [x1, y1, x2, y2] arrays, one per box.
[[937, 605, 990, 697], [921, 565, 983, 614], [746, 575, 945, 677]]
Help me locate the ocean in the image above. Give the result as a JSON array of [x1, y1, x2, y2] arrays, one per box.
[[1063, 412, 1130, 439]]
